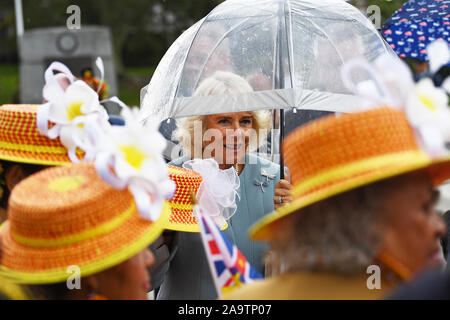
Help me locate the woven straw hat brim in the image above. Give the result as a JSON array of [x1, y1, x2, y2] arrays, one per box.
[[166, 220, 202, 232], [0, 104, 72, 166], [164, 211, 228, 232], [250, 152, 450, 241], [0, 201, 170, 285], [0, 149, 71, 166], [165, 205, 200, 232], [165, 204, 228, 233], [164, 165, 228, 233]]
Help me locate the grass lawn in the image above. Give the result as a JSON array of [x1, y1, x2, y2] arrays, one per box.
[[0, 64, 154, 108], [119, 66, 155, 107], [0, 64, 19, 104], [119, 87, 142, 107], [126, 66, 156, 77]]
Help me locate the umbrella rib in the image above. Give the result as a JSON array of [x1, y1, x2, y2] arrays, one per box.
[[285, 0, 295, 90], [290, 12, 357, 24], [228, 16, 275, 34], [170, 1, 276, 117], [216, 0, 278, 16], [192, 9, 276, 89], [205, 13, 274, 23], [295, 15, 347, 73], [172, 16, 211, 111]]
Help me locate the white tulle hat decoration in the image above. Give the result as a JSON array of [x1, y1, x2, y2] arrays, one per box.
[[183, 158, 240, 229]]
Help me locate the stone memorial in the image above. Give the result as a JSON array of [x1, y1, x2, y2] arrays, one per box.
[[18, 25, 119, 114]]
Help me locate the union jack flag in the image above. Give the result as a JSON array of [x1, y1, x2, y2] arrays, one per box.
[[195, 206, 263, 297]]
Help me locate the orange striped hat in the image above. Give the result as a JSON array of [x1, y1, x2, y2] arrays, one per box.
[[165, 165, 203, 232], [0, 104, 72, 166], [250, 107, 450, 240], [163, 165, 229, 232], [0, 162, 170, 284]]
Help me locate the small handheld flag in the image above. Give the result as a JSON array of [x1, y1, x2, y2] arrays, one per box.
[[194, 199, 263, 297]]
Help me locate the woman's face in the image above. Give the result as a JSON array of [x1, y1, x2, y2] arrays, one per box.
[[377, 172, 447, 275], [91, 247, 155, 300], [203, 112, 254, 168]]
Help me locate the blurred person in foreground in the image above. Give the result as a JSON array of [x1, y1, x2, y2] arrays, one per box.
[[0, 102, 96, 300], [386, 210, 450, 300], [225, 107, 448, 300], [0, 163, 166, 299], [0, 102, 177, 299], [388, 269, 450, 300], [225, 44, 450, 300], [0, 60, 111, 298]]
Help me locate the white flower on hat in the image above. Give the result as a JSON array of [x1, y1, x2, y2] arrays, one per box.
[[406, 78, 450, 156], [44, 80, 105, 124], [341, 40, 450, 157], [95, 106, 175, 222], [37, 61, 109, 163], [428, 40, 449, 74]]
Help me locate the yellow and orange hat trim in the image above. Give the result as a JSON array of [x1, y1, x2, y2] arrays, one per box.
[[0, 104, 73, 166], [0, 276, 30, 300], [165, 165, 202, 232], [165, 165, 227, 232], [250, 107, 450, 240], [0, 163, 170, 284]]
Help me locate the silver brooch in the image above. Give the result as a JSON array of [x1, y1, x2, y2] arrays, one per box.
[[254, 178, 269, 192]]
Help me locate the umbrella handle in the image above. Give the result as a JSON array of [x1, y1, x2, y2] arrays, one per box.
[[279, 109, 285, 180]]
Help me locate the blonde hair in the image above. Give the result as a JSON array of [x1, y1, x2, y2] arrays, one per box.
[[173, 71, 271, 157]]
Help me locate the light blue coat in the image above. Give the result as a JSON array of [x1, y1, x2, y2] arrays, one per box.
[[157, 153, 280, 300]]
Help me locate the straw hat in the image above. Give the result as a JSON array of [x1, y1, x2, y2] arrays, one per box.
[[165, 165, 203, 232], [250, 107, 450, 240], [0, 162, 170, 284], [0, 105, 73, 166], [165, 162, 236, 232]]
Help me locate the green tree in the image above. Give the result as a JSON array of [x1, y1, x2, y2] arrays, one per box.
[[19, 0, 223, 72], [0, 1, 18, 62]]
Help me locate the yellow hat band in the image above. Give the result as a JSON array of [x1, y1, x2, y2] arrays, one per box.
[[292, 150, 430, 198], [0, 141, 67, 155]]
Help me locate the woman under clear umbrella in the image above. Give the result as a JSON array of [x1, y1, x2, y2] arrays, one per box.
[[155, 71, 292, 300]]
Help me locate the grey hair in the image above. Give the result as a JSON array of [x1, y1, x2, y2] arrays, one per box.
[[267, 179, 397, 275], [173, 71, 271, 157]]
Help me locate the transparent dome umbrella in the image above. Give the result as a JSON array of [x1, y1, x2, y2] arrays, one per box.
[[140, 0, 394, 177]]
